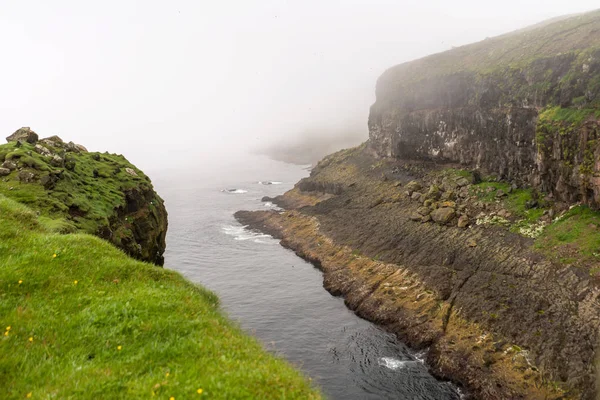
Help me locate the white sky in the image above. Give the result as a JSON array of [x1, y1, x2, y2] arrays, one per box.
[[0, 1, 598, 171]]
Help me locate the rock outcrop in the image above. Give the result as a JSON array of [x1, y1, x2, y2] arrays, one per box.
[[7, 127, 39, 144], [368, 10, 600, 207], [0, 130, 167, 265]]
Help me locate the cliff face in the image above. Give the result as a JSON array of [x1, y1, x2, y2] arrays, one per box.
[[0, 128, 167, 265], [369, 10, 600, 205]]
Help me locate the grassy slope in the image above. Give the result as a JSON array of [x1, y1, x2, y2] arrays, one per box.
[[379, 9, 600, 82], [0, 195, 320, 399]]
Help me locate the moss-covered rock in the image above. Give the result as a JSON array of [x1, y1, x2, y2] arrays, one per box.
[[0, 133, 167, 265]]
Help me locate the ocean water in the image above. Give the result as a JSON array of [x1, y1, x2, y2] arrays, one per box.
[[152, 155, 461, 400]]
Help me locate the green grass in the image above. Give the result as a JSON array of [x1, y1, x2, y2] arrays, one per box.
[[535, 205, 600, 268], [0, 195, 320, 399]]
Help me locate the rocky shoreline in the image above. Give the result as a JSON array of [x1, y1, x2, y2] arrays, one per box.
[[236, 146, 600, 399]]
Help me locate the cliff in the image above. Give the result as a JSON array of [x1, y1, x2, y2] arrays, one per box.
[[235, 11, 600, 399], [0, 128, 167, 265], [369, 9, 600, 207]]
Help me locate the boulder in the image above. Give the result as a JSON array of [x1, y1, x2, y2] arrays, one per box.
[[17, 171, 35, 183], [66, 141, 88, 153], [50, 155, 64, 167], [411, 192, 422, 202], [34, 144, 52, 156], [6, 127, 38, 144], [458, 215, 470, 228], [409, 213, 422, 221], [2, 160, 17, 171], [0, 167, 10, 177], [456, 177, 471, 187], [417, 206, 431, 216], [406, 180, 422, 193], [125, 168, 138, 177], [431, 207, 456, 224], [425, 185, 441, 200]]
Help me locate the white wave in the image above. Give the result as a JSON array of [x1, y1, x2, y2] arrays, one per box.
[[221, 188, 248, 194], [222, 225, 272, 243], [377, 357, 412, 370], [257, 181, 283, 185], [263, 202, 276, 207], [413, 350, 427, 364]]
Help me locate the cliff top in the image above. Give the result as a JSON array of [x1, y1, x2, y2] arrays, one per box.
[[0, 193, 320, 399], [378, 9, 600, 90]]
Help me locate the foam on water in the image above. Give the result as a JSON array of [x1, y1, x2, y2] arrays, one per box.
[[221, 188, 248, 194], [222, 224, 273, 243], [377, 357, 410, 370], [257, 181, 283, 185]]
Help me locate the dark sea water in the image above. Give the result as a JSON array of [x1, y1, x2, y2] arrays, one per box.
[[152, 155, 461, 400]]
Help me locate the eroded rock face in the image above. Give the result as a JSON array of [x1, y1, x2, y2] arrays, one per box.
[[6, 127, 38, 144], [368, 11, 600, 206]]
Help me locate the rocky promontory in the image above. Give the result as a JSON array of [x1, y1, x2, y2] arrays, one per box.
[[237, 10, 600, 400], [0, 127, 167, 265]]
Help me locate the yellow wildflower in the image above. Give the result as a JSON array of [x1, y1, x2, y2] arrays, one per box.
[[74, 280, 78, 285], [5, 326, 10, 331], [18, 280, 23, 284], [52, 254, 57, 258], [165, 372, 170, 377], [117, 345, 122, 351], [3, 331, 8, 336], [29, 337, 33, 342], [170, 397, 175, 400], [26, 393, 32, 398], [197, 388, 203, 394]]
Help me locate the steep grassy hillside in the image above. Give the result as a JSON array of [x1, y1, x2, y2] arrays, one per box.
[[0, 195, 320, 399]]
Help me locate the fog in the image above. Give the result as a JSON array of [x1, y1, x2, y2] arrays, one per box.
[[1, 1, 598, 171]]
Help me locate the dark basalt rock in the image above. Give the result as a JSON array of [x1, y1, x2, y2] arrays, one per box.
[[368, 10, 600, 207]]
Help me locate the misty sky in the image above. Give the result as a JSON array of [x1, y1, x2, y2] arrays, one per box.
[[1, 1, 598, 171]]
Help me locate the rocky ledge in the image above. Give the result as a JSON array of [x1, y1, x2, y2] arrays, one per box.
[[0, 127, 167, 265], [237, 145, 600, 399]]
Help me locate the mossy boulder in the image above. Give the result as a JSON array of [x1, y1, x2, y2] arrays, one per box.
[[0, 133, 167, 265]]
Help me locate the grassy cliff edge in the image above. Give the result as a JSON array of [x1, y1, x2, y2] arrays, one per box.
[[0, 194, 320, 399]]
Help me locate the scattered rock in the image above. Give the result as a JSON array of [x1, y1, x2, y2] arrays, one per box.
[[6, 127, 38, 144], [425, 185, 441, 200], [431, 207, 456, 224], [0, 167, 10, 177], [17, 171, 35, 183], [406, 181, 422, 193], [467, 239, 477, 247], [409, 213, 422, 221], [440, 201, 456, 208], [417, 206, 431, 216], [125, 168, 138, 177], [458, 215, 469, 228], [411, 192, 422, 202], [393, 181, 402, 187], [496, 189, 507, 198], [50, 155, 64, 167], [34, 144, 52, 157], [66, 141, 88, 153], [456, 177, 471, 187], [421, 215, 432, 223], [498, 209, 512, 219], [1, 160, 17, 171]]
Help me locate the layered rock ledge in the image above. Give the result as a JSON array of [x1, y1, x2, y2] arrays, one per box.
[[237, 145, 600, 399]]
